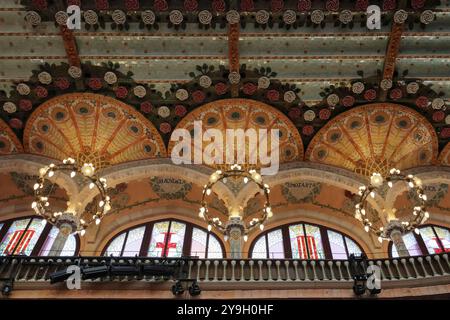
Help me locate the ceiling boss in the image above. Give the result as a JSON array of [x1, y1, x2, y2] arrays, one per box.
[[200, 164, 272, 258], [32, 157, 112, 237], [355, 168, 429, 257]]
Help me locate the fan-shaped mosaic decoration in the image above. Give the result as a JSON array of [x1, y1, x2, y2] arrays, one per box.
[[306, 103, 438, 177], [23, 93, 166, 167], [439, 142, 450, 166], [0, 118, 23, 155], [168, 99, 304, 170]]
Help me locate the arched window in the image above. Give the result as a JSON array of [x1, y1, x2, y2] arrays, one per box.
[[103, 219, 225, 258], [390, 225, 450, 258], [250, 222, 364, 259], [0, 216, 78, 256]]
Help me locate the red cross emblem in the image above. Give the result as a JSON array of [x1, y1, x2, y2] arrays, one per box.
[[156, 232, 177, 257]]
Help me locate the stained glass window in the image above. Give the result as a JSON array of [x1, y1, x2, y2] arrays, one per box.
[[392, 232, 421, 257], [122, 226, 145, 256], [390, 225, 450, 257], [61, 233, 77, 256], [420, 226, 441, 255], [189, 227, 223, 258], [105, 232, 126, 257], [0, 217, 78, 256], [328, 230, 347, 259], [191, 228, 207, 258], [289, 224, 305, 259], [148, 221, 171, 257], [39, 226, 77, 256], [0, 218, 46, 256], [207, 235, 223, 259], [433, 227, 450, 253], [304, 224, 325, 259], [251, 236, 267, 259], [166, 221, 186, 258], [267, 229, 284, 259], [0, 218, 31, 255], [253, 222, 364, 260], [105, 219, 224, 258], [345, 237, 362, 257]]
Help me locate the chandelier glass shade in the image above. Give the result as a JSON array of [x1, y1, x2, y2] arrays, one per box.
[[32, 157, 111, 236], [200, 164, 272, 240], [355, 168, 429, 242]]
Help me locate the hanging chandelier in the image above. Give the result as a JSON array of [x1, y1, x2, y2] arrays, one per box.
[[199, 164, 272, 242], [32, 157, 112, 236], [355, 168, 429, 243]]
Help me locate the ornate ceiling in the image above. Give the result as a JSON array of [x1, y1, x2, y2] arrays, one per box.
[[168, 98, 304, 167], [0, 0, 447, 175], [23, 93, 166, 167], [0, 117, 22, 155], [306, 103, 438, 176]]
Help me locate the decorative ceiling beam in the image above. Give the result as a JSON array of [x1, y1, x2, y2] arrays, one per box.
[[60, 25, 81, 67], [382, 23, 404, 82], [228, 23, 240, 97], [379, 22, 404, 101]]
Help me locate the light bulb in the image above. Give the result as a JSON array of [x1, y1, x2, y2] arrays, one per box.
[[408, 181, 414, 188], [89, 182, 95, 189], [48, 171, 54, 177], [99, 200, 105, 207], [253, 173, 261, 182], [80, 219, 85, 225], [81, 163, 95, 177], [95, 218, 101, 225], [39, 168, 46, 176], [244, 235, 248, 242], [104, 203, 111, 212], [364, 225, 369, 232], [198, 211, 204, 218], [80, 229, 86, 236], [33, 183, 40, 190], [378, 236, 382, 243], [388, 181, 393, 188], [361, 208, 366, 215], [259, 224, 264, 231], [41, 219, 47, 226], [415, 228, 420, 235], [413, 177, 422, 187], [243, 177, 248, 184], [209, 173, 218, 183], [422, 194, 427, 201], [370, 191, 375, 198], [424, 211, 429, 218], [370, 173, 383, 187], [70, 171, 76, 178], [266, 207, 273, 218], [207, 225, 212, 232], [206, 188, 212, 196], [224, 235, 228, 241]]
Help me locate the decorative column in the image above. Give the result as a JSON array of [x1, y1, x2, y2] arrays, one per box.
[[385, 220, 409, 257], [48, 212, 79, 256], [226, 217, 245, 259]]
